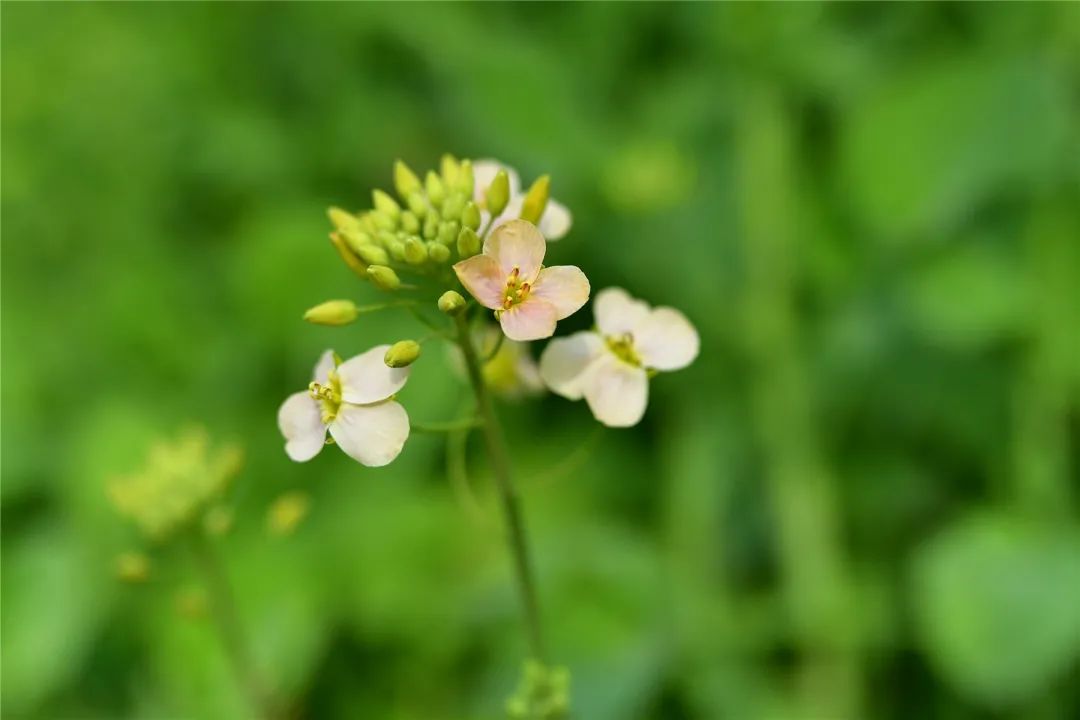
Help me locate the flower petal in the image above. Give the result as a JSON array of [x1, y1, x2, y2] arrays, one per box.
[[312, 349, 337, 384], [539, 331, 605, 400], [473, 159, 521, 203], [453, 254, 505, 309], [583, 355, 649, 427], [594, 287, 652, 337], [329, 401, 410, 467], [531, 265, 590, 320], [484, 219, 546, 280], [633, 307, 700, 371], [277, 391, 327, 462], [499, 298, 558, 341], [539, 198, 573, 240], [337, 345, 411, 405]]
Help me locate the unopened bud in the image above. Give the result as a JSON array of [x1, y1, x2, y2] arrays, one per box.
[[427, 242, 451, 264], [462, 201, 481, 231], [393, 160, 421, 199], [329, 232, 368, 278], [425, 170, 446, 206], [406, 191, 429, 218], [370, 210, 397, 231], [341, 229, 372, 254], [372, 189, 401, 220], [328, 206, 361, 233], [367, 265, 401, 290], [438, 290, 467, 315], [304, 299, 359, 326], [115, 551, 151, 583], [441, 192, 466, 221], [520, 175, 550, 224], [423, 212, 439, 240], [384, 340, 421, 368], [486, 169, 511, 216], [356, 244, 389, 266], [457, 159, 475, 196], [438, 220, 460, 246], [441, 154, 460, 187], [457, 227, 481, 258], [400, 210, 420, 234], [267, 491, 310, 537], [403, 236, 428, 264]]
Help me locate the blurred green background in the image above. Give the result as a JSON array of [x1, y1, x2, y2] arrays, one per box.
[[3, 3, 1080, 719]]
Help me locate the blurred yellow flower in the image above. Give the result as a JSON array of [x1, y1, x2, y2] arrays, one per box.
[[267, 491, 311, 536]]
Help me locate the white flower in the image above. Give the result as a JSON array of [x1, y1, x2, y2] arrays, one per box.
[[453, 219, 590, 342], [277, 347, 410, 466], [473, 159, 573, 240], [539, 288, 699, 427]]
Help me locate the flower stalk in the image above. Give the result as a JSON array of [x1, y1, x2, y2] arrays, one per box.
[[455, 310, 547, 663], [187, 530, 274, 720]]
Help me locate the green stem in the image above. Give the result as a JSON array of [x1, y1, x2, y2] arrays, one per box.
[[455, 313, 547, 662], [188, 531, 274, 720], [411, 417, 483, 433]]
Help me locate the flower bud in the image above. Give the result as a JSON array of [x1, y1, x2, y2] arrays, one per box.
[[387, 239, 407, 262], [400, 211, 420, 234], [438, 220, 460, 246], [372, 189, 401, 220], [425, 170, 446, 207], [356, 244, 389, 266], [328, 206, 361, 233], [422, 212, 439, 240], [267, 491, 310, 537], [367, 265, 401, 290], [520, 175, 550, 224], [403, 236, 428, 264], [384, 340, 421, 368], [329, 232, 368, 278], [304, 299, 359, 326], [486, 169, 511, 216], [441, 154, 460, 187], [341, 229, 372, 255], [406, 191, 429, 218], [358, 212, 378, 235], [393, 160, 421, 199], [370, 210, 397, 231], [457, 227, 481, 258], [457, 159, 475, 196], [427, 242, 451, 264], [441, 192, 466, 221], [115, 551, 151, 583], [438, 290, 467, 315], [461, 201, 481, 231]]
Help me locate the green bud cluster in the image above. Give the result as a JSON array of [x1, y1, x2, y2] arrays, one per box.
[[326, 156, 487, 288], [505, 660, 570, 720]]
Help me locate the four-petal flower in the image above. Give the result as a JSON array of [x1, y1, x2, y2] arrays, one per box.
[[278, 347, 411, 466], [539, 287, 699, 427], [453, 219, 590, 341]]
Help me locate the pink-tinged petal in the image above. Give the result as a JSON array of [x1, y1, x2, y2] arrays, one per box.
[[329, 400, 410, 467], [278, 391, 327, 462], [583, 355, 649, 427], [312, 349, 337, 384], [473, 159, 521, 203], [337, 345, 410, 405], [539, 331, 605, 400], [539, 198, 573, 240], [453, 254, 505, 309], [531, 265, 590, 320], [484, 219, 546, 280], [499, 298, 558, 341], [594, 287, 651, 337], [634, 307, 700, 371]]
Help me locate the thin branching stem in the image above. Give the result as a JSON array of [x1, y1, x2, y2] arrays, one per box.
[[455, 312, 547, 662]]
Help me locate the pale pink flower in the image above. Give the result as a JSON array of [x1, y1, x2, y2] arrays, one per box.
[[473, 159, 573, 240], [277, 347, 410, 466], [453, 220, 590, 342], [539, 288, 699, 427]]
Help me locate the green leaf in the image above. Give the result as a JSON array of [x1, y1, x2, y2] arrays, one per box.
[[911, 512, 1080, 707]]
